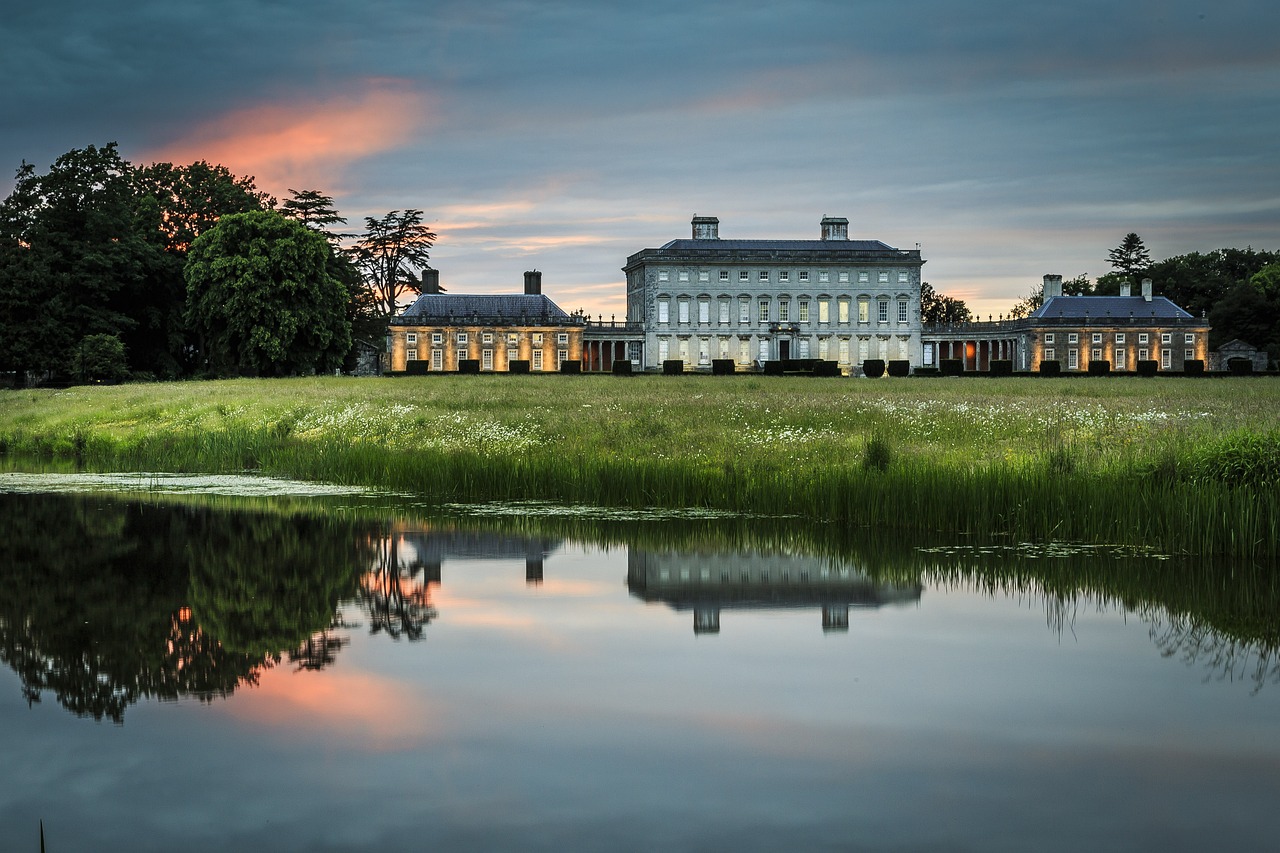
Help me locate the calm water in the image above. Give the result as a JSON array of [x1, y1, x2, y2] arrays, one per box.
[[1, 481, 1278, 852]]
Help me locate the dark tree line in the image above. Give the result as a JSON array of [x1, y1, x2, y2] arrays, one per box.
[[0, 143, 436, 384]]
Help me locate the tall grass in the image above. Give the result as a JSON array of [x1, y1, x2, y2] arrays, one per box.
[[2, 375, 1279, 556]]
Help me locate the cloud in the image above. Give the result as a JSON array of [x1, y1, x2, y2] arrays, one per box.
[[141, 79, 432, 199]]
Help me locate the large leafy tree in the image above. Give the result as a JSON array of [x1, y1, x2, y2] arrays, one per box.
[[920, 282, 972, 325], [352, 209, 437, 320], [1107, 233, 1152, 280], [184, 210, 351, 376]]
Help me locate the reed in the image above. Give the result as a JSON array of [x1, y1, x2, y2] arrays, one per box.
[[2, 375, 1279, 556]]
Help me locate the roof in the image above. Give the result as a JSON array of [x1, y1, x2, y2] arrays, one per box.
[[391, 293, 574, 325], [1031, 295, 1195, 321], [623, 238, 923, 270]]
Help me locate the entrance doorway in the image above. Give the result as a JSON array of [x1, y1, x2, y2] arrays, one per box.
[[779, 340, 791, 361]]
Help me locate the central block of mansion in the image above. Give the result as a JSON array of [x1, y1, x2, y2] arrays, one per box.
[[623, 216, 926, 371]]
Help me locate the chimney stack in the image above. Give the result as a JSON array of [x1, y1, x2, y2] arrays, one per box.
[[421, 267, 441, 294], [1043, 274, 1063, 299], [524, 270, 542, 295], [691, 215, 719, 240], [1120, 281, 1131, 297], [820, 216, 849, 241], [1141, 278, 1152, 302]]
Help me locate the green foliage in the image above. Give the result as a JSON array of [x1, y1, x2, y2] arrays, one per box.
[[920, 282, 972, 325], [863, 433, 892, 471], [1192, 430, 1280, 489], [1107, 232, 1152, 279], [352, 209, 437, 320], [72, 334, 129, 383], [185, 210, 352, 376]]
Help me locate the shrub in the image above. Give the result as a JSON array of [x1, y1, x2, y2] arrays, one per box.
[[73, 334, 129, 384], [1192, 430, 1280, 488], [863, 433, 892, 472], [813, 360, 842, 377], [508, 359, 531, 374], [782, 359, 818, 373], [1087, 360, 1111, 376], [1039, 360, 1061, 376], [711, 358, 735, 376], [863, 359, 886, 378], [913, 366, 941, 376], [887, 360, 911, 377], [1136, 360, 1159, 377], [662, 359, 684, 375], [988, 359, 1013, 377], [1183, 359, 1205, 376], [611, 359, 633, 375], [458, 359, 480, 374], [762, 360, 785, 376], [1228, 357, 1254, 375], [405, 360, 430, 375], [559, 360, 582, 374], [940, 359, 963, 376]]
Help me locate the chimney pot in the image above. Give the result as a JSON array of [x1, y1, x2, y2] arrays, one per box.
[[691, 215, 719, 240], [1141, 278, 1153, 302], [820, 216, 849, 241], [524, 270, 542, 295]]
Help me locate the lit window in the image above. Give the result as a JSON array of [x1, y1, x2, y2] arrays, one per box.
[[533, 349, 544, 371], [858, 298, 869, 324], [838, 300, 850, 324], [507, 333, 518, 345], [839, 339, 850, 363], [819, 299, 830, 323], [533, 333, 543, 345]]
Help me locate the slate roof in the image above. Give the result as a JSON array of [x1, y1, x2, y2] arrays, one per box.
[[624, 238, 922, 270], [1031, 295, 1195, 321], [391, 293, 575, 325], [659, 238, 900, 253]]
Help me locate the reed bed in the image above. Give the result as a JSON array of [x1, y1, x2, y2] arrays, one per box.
[[2, 375, 1278, 556]]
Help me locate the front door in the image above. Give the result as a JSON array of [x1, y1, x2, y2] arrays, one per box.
[[779, 340, 791, 361]]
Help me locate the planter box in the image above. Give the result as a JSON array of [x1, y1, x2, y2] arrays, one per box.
[[862, 359, 886, 378], [887, 360, 911, 377], [711, 359, 736, 375], [662, 359, 684, 375]]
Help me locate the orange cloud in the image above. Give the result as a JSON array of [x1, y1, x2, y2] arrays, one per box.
[[143, 79, 431, 198]]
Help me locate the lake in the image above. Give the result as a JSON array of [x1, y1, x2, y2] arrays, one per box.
[[1, 475, 1277, 851]]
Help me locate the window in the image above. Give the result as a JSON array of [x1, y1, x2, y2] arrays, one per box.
[[532, 333, 543, 345], [858, 272, 869, 284], [1115, 333, 1125, 344], [1139, 333, 1149, 344], [658, 339, 669, 361], [858, 338, 869, 362], [557, 333, 569, 344], [657, 299, 669, 324], [738, 340, 750, 364], [558, 349, 568, 368], [1161, 349, 1171, 369], [878, 299, 889, 323], [1091, 347, 1102, 363], [1162, 333, 1171, 344], [1115, 347, 1125, 369], [482, 349, 493, 370], [679, 339, 689, 362], [839, 339, 850, 364], [1068, 349, 1079, 369], [532, 349, 544, 371], [839, 272, 850, 283], [778, 300, 790, 322], [739, 299, 750, 324], [457, 332, 468, 344], [758, 270, 770, 281], [798, 339, 810, 358], [838, 299, 850, 324], [798, 271, 809, 283], [431, 349, 442, 371], [406, 348, 418, 361], [1045, 348, 1056, 362], [1185, 348, 1194, 361], [719, 270, 729, 282], [507, 333, 518, 345], [1092, 332, 1102, 344], [1185, 333, 1195, 344], [698, 338, 710, 364], [819, 299, 830, 323], [818, 338, 829, 360], [819, 271, 830, 283], [758, 299, 770, 323], [678, 300, 690, 324], [877, 272, 888, 284], [719, 299, 730, 324], [432, 332, 443, 344], [898, 272, 908, 283], [506, 347, 517, 366], [457, 348, 467, 365], [678, 271, 689, 282], [1045, 333, 1055, 344], [858, 298, 869, 324], [1139, 347, 1149, 361], [759, 340, 769, 362], [658, 270, 669, 282], [739, 270, 750, 282], [698, 299, 710, 324], [406, 333, 417, 345], [798, 300, 810, 323], [719, 338, 729, 358], [699, 271, 709, 282], [779, 271, 790, 282], [1068, 333, 1078, 343], [898, 300, 908, 324]]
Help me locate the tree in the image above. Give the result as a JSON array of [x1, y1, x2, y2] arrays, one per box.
[[352, 209, 437, 320], [280, 188, 347, 235], [1107, 233, 1152, 280], [920, 282, 972, 325], [184, 210, 351, 376], [72, 334, 129, 383]]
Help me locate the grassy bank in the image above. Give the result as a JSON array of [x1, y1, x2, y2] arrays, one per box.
[[2, 375, 1279, 556]]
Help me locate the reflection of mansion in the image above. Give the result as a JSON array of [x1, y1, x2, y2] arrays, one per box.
[[627, 549, 922, 634]]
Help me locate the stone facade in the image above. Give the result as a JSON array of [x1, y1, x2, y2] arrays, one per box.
[[623, 216, 926, 371]]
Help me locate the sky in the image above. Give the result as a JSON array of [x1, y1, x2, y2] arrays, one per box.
[[3, 0, 1278, 319]]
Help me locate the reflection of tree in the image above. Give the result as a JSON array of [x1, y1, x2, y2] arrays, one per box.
[[1147, 609, 1280, 694], [355, 532, 438, 641], [0, 493, 374, 722], [289, 614, 355, 672]]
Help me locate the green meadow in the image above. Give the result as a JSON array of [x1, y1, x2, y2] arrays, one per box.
[[2, 375, 1278, 557]]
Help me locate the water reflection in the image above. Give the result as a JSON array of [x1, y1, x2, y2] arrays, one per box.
[[627, 549, 921, 633]]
